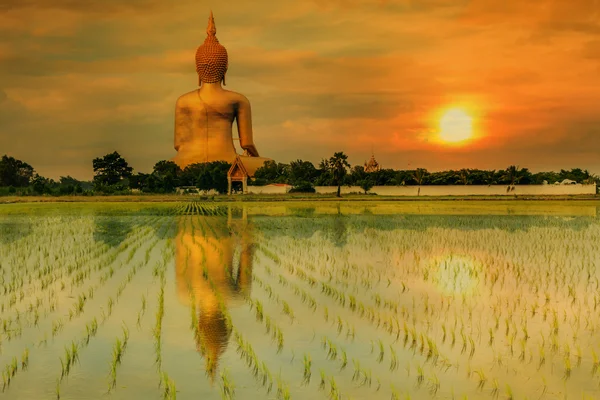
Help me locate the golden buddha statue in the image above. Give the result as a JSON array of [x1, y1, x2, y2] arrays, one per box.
[[173, 11, 271, 176], [175, 210, 254, 380]]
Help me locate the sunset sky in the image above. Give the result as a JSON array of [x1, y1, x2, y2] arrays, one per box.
[[1, 0, 599, 180]]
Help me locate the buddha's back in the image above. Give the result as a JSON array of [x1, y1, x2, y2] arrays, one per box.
[[173, 88, 241, 166]]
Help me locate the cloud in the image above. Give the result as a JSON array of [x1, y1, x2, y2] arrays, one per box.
[[1, 0, 600, 179]]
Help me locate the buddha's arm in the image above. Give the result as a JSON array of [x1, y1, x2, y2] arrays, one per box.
[[236, 95, 260, 157], [174, 98, 192, 151]]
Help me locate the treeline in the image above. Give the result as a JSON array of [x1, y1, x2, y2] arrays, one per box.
[[0, 152, 598, 196], [255, 161, 598, 188], [0, 152, 232, 196]]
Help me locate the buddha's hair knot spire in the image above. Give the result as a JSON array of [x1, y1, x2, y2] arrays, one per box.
[[207, 10, 217, 37]]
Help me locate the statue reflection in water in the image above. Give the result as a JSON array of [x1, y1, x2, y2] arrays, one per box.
[[175, 206, 254, 381]]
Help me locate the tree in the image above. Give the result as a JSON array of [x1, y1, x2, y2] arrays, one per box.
[[254, 160, 289, 184], [0, 155, 34, 187], [182, 161, 230, 194], [324, 152, 351, 197], [484, 169, 497, 186], [31, 174, 53, 195], [358, 179, 374, 194], [58, 176, 84, 194], [458, 169, 471, 185], [151, 160, 181, 193], [288, 160, 318, 186], [129, 173, 150, 191], [501, 165, 524, 186], [559, 168, 592, 183], [92, 151, 133, 190], [349, 165, 367, 185], [413, 168, 428, 196]]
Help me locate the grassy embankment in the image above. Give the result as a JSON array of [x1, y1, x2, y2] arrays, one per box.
[[0, 193, 598, 204]]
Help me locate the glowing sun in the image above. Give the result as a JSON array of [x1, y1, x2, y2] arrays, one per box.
[[439, 109, 473, 143]]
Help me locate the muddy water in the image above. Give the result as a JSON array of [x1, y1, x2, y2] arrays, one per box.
[[0, 201, 599, 399]]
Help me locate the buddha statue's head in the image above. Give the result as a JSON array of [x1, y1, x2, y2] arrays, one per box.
[[195, 11, 228, 86]]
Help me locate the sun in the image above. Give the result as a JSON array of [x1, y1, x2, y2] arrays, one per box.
[[439, 108, 473, 143]]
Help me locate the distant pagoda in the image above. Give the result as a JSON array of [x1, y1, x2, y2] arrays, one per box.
[[363, 152, 381, 173]]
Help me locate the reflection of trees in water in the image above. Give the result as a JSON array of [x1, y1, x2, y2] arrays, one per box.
[[93, 217, 134, 247], [0, 219, 32, 244], [289, 207, 316, 218], [326, 216, 348, 247], [255, 214, 599, 242], [175, 215, 254, 381]]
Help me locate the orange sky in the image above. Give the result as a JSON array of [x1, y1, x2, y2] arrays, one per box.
[[1, 0, 599, 179]]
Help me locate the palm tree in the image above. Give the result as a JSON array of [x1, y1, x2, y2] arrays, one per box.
[[327, 152, 351, 197], [413, 168, 427, 196], [502, 165, 523, 192], [458, 169, 471, 185], [485, 169, 497, 186]]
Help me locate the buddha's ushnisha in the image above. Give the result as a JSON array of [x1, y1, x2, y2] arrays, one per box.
[[195, 11, 228, 86]]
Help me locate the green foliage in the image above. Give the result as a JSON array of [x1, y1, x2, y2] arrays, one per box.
[[130, 161, 181, 193], [254, 160, 290, 184], [289, 181, 315, 193], [92, 151, 133, 190], [0, 155, 34, 187], [180, 161, 231, 194], [0, 151, 597, 197], [357, 179, 374, 194], [289, 160, 318, 186], [322, 152, 351, 197]]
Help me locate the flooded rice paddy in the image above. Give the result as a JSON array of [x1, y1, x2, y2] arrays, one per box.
[[1, 201, 600, 400]]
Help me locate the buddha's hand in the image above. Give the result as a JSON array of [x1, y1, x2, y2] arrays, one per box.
[[242, 144, 260, 157]]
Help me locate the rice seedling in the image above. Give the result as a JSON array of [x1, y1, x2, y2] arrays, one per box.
[[302, 354, 312, 384], [161, 372, 177, 400], [490, 378, 499, 398], [377, 339, 385, 363], [505, 384, 514, 400], [220, 368, 235, 400], [428, 372, 440, 396], [21, 348, 29, 370], [319, 369, 326, 390], [564, 355, 572, 380], [475, 369, 487, 390], [416, 364, 424, 386]]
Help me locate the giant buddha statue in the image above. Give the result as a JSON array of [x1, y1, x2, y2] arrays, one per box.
[[173, 12, 271, 181]]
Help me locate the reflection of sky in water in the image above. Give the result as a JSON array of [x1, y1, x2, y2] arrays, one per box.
[[433, 254, 483, 296]]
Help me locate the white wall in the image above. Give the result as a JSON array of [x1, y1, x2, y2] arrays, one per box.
[[246, 185, 291, 194], [314, 184, 597, 196]]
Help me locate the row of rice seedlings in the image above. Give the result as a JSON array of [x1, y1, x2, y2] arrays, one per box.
[[246, 296, 285, 353], [259, 244, 447, 371], [136, 294, 147, 329], [161, 372, 177, 399], [154, 264, 167, 377], [37, 222, 163, 350], [1, 348, 28, 392], [57, 223, 171, 397], [233, 329, 281, 396], [219, 368, 235, 400], [108, 325, 130, 391], [0, 213, 164, 343], [0, 217, 103, 305], [256, 231, 478, 395], [59, 341, 80, 381], [220, 213, 600, 397]]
